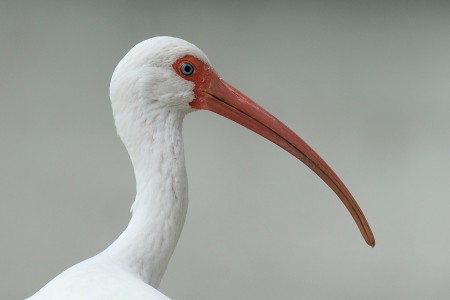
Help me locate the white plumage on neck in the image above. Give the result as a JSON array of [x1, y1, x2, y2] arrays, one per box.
[[103, 108, 189, 287]]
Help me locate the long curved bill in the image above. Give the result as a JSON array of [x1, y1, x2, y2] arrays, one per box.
[[190, 69, 375, 247]]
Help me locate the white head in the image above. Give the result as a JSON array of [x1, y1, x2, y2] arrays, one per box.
[[109, 36, 210, 149]]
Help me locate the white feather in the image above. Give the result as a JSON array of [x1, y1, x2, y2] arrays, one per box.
[[27, 36, 209, 300]]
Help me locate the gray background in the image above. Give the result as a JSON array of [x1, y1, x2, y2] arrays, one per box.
[[1, 1, 450, 299]]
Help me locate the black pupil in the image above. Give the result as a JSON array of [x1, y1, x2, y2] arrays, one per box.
[[181, 63, 193, 75]]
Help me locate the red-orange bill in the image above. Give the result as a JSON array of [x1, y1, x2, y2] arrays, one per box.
[[175, 56, 375, 247]]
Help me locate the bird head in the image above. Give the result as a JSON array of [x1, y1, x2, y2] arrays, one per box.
[[109, 36, 375, 247]]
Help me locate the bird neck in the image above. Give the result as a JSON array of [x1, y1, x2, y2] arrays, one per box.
[[101, 109, 189, 288]]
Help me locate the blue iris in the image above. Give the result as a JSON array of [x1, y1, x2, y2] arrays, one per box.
[[180, 62, 194, 75]]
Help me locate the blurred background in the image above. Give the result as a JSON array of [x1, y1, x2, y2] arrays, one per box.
[[1, 1, 449, 299]]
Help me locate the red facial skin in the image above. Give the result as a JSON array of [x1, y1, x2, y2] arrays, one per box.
[[173, 55, 375, 247]]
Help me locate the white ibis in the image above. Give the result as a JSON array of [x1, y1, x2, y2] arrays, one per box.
[[27, 36, 375, 300]]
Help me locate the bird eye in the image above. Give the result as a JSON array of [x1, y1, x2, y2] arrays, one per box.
[[180, 62, 194, 76]]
